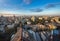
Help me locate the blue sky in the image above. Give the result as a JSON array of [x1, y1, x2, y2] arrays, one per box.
[[0, 0, 60, 15]]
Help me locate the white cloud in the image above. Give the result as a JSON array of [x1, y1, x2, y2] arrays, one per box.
[[23, 0, 31, 4]]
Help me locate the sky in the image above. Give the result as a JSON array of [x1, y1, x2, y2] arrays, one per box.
[[0, 0, 60, 15]]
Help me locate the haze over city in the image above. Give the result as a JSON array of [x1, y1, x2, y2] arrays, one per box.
[[0, 0, 60, 41]]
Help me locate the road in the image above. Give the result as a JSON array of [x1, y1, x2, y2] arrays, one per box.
[[11, 27, 22, 41]]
